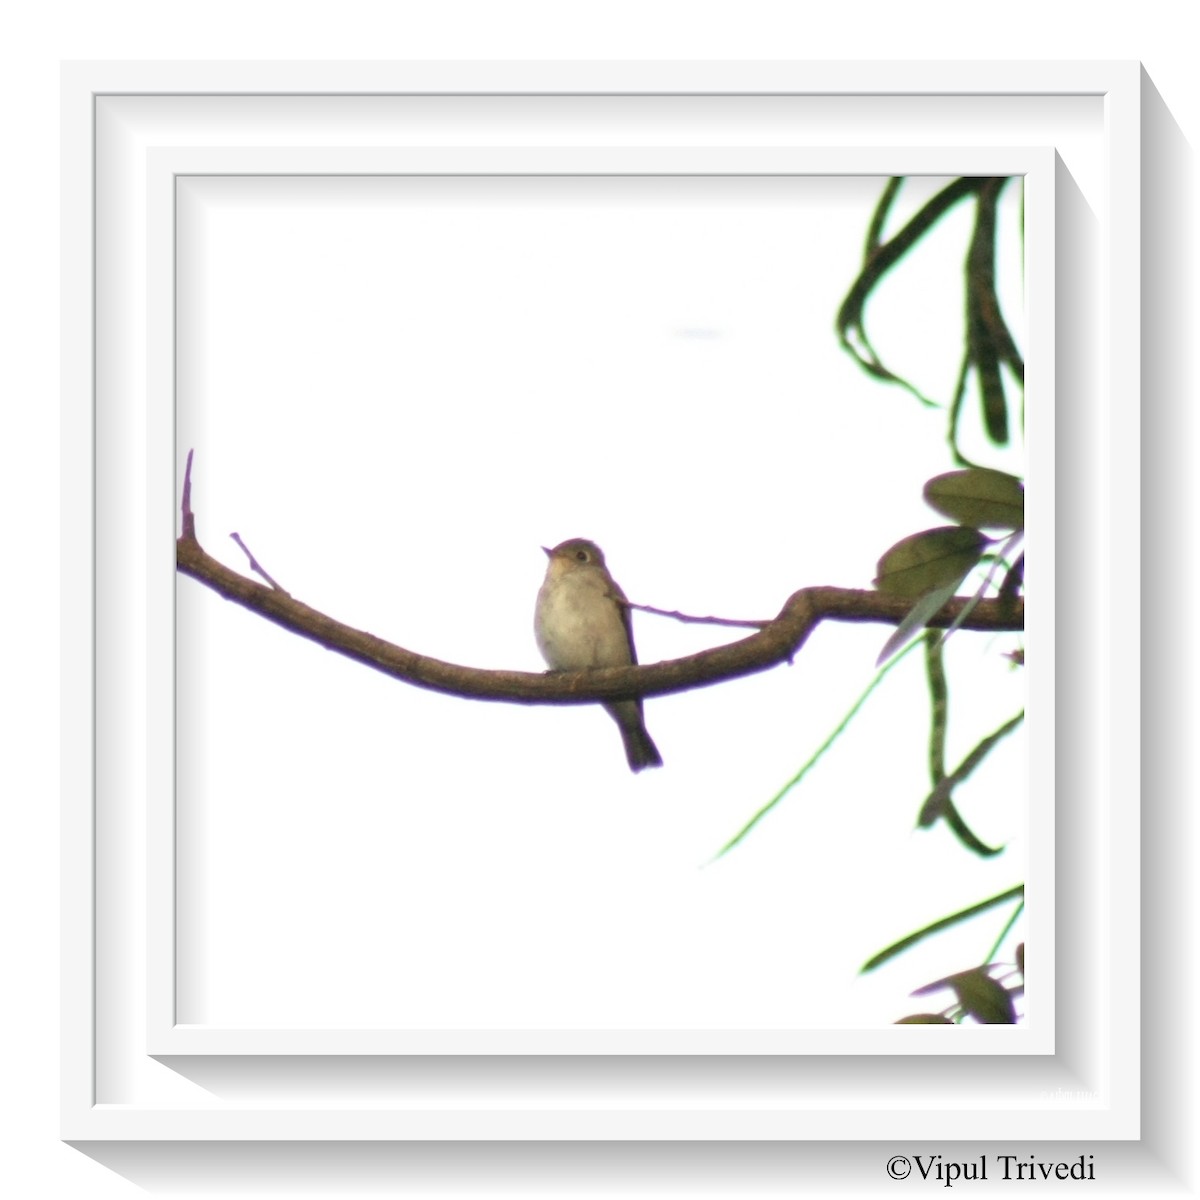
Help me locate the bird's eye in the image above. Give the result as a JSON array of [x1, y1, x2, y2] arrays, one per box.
[[575, 549, 589, 562]]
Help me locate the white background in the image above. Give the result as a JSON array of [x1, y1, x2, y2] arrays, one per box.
[[3, 4, 1196, 1198], [175, 171, 1025, 1032]]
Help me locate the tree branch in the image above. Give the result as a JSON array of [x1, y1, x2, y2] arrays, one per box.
[[178, 449, 1022, 705], [626, 600, 767, 630], [177, 527, 1024, 706]]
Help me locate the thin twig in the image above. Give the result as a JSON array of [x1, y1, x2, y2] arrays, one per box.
[[230, 532, 288, 593], [180, 449, 196, 541], [626, 601, 767, 630]]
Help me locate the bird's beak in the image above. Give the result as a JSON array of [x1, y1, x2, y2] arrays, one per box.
[[541, 546, 553, 558]]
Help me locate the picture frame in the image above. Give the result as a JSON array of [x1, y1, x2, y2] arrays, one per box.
[[62, 61, 1138, 1144]]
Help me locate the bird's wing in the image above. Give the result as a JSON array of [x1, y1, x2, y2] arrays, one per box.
[[606, 575, 638, 666]]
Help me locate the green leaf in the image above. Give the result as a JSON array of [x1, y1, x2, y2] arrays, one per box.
[[924, 468, 1024, 530], [896, 1013, 954, 1024], [860, 884, 1025, 972], [916, 710, 1026, 827], [875, 577, 961, 666], [922, 969, 1016, 1024], [874, 526, 988, 599], [913, 969, 1016, 1024], [937, 800, 1005, 857], [835, 177, 992, 409]]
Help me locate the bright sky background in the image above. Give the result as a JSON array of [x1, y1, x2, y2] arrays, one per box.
[[175, 172, 1026, 1030]]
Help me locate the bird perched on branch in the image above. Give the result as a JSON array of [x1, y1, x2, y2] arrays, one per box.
[[534, 538, 663, 773]]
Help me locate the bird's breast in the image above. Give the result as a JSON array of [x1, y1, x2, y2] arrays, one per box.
[[535, 572, 630, 670]]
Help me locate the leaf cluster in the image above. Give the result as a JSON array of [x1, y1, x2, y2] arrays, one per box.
[[875, 466, 1024, 666]]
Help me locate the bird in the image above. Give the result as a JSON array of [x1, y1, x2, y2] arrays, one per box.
[[534, 537, 663, 773]]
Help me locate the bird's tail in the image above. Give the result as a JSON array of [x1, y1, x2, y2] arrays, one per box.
[[608, 702, 663, 773]]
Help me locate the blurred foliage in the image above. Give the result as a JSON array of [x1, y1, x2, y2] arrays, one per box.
[[723, 177, 1027, 1025], [837, 176, 1024, 463], [847, 179, 1026, 1021]]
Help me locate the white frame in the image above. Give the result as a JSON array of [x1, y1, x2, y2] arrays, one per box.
[[63, 62, 1140, 1147]]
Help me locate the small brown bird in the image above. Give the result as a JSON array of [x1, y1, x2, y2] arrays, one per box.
[[534, 538, 663, 772]]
